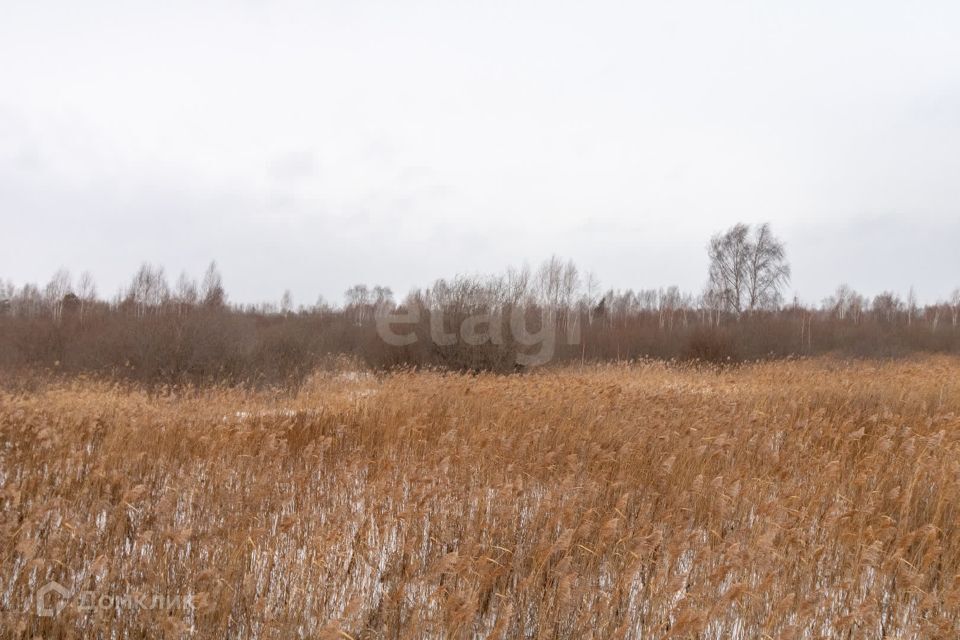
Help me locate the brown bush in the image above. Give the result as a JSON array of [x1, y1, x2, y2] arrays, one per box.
[[681, 326, 739, 364]]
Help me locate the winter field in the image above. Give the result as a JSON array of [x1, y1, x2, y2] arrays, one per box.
[[3, 358, 960, 639]]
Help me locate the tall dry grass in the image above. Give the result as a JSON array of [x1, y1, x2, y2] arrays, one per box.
[[2, 358, 960, 638]]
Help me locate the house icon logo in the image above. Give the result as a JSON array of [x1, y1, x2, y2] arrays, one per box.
[[37, 581, 70, 617]]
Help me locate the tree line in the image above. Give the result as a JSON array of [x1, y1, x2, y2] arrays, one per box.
[[2, 224, 959, 384]]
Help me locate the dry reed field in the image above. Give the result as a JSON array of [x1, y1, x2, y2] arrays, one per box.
[[3, 358, 960, 639]]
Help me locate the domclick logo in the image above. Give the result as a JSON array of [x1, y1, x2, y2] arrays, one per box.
[[36, 581, 70, 617], [34, 581, 195, 617]]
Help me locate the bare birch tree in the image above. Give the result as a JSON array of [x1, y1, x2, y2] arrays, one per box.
[[77, 271, 97, 323], [707, 223, 790, 315], [44, 268, 73, 322], [745, 223, 791, 311]]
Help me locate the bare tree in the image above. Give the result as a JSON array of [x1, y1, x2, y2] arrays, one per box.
[[707, 224, 750, 314], [372, 285, 394, 312], [951, 289, 960, 327], [657, 286, 683, 331], [746, 223, 791, 311], [707, 223, 790, 315], [77, 271, 97, 322], [582, 271, 601, 318], [44, 268, 73, 322], [698, 289, 720, 326], [201, 262, 226, 308], [504, 264, 532, 306], [14, 283, 43, 317], [559, 260, 580, 311], [0, 279, 13, 316], [872, 292, 902, 324], [823, 284, 865, 323], [280, 290, 294, 315], [313, 294, 332, 314], [344, 284, 370, 306], [345, 284, 372, 323], [175, 272, 199, 311], [127, 263, 170, 316], [535, 255, 565, 310], [907, 286, 918, 326]]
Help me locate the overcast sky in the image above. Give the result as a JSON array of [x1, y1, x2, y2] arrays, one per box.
[[2, 0, 959, 305]]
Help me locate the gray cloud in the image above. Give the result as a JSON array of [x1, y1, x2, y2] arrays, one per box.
[[2, 1, 959, 305], [268, 150, 317, 183]]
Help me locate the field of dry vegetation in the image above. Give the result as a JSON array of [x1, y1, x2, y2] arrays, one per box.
[[3, 357, 960, 639]]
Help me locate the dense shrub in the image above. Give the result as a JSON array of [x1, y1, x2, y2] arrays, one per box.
[[681, 326, 739, 364], [2, 304, 959, 386]]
